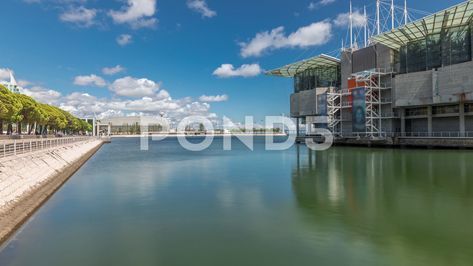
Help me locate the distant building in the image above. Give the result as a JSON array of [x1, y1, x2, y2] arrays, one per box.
[[97, 116, 170, 135], [0, 70, 22, 94]]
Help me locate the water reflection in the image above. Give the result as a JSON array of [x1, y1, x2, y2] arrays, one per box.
[[292, 146, 473, 266]]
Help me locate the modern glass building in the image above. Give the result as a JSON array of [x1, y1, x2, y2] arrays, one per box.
[[268, 0, 473, 142], [267, 54, 341, 136]]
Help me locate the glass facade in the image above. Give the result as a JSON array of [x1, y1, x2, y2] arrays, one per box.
[[294, 65, 341, 93], [406, 107, 428, 117], [465, 103, 473, 113], [399, 25, 472, 74], [432, 105, 460, 115]]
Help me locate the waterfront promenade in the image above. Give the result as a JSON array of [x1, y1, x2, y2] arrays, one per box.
[[0, 137, 104, 244]]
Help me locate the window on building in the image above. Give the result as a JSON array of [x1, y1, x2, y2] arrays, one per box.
[[432, 105, 460, 115], [406, 107, 428, 116], [398, 24, 472, 74], [407, 39, 427, 73], [293, 66, 340, 93], [427, 33, 442, 69], [442, 25, 472, 67], [465, 103, 473, 113], [399, 46, 407, 74]]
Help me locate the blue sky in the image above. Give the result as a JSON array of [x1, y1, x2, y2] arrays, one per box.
[[0, 0, 464, 123]]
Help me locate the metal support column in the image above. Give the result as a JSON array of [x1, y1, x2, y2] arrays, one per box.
[[460, 103, 465, 137], [96, 123, 100, 137], [400, 108, 406, 136], [93, 117, 96, 136], [427, 106, 433, 137]]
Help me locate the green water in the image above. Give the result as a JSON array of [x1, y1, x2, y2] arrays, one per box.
[[0, 137, 472, 266]]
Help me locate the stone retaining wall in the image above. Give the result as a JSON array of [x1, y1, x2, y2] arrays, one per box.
[[0, 139, 104, 244]]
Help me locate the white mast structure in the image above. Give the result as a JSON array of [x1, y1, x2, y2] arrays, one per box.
[[9, 71, 17, 87], [391, 0, 395, 30], [404, 0, 408, 25], [350, 0, 353, 49], [0, 70, 21, 93], [376, 0, 381, 35], [364, 5, 368, 47]]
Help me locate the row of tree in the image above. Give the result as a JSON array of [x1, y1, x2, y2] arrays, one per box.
[[0, 85, 92, 135]]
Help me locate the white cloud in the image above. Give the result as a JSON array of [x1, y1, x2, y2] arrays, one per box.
[[109, 0, 158, 29], [0, 69, 32, 88], [309, 0, 336, 10], [320, 0, 336, 5], [187, 0, 216, 18], [199, 94, 228, 102], [23, 86, 62, 105], [0, 68, 11, 80], [18, 80, 32, 87], [74, 74, 107, 87], [334, 10, 367, 28], [213, 64, 262, 78], [5, 66, 222, 124], [58, 91, 216, 122], [59, 6, 97, 27], [240, 21, 332, 57], [109, 76, 160, 97], [117, 34, 133, 46], [102, 65, 126, 75]]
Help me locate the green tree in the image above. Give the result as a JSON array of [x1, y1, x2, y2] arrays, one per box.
[[199, 123, 205, 132], [0, 84, 89, 136], [0, 85, 23, 135]]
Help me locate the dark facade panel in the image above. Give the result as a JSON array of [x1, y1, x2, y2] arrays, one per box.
[[341, 51, 352, 90], [352, 46, 376, 73], [290, 89, 317, 117], [406, 118, 428, 133], [432, 117, 460, 132], [376, 44, 395, 71], [466, 116, 473, 131]]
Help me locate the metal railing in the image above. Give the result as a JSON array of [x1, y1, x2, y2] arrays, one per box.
[[0, 137, 95, 159], [337, 131, 473, 139], [293, 131, 473, 139], [399, 131, 473, 138]]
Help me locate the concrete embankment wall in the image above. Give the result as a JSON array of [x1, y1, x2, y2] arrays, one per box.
[[0, 139, 103, 244]]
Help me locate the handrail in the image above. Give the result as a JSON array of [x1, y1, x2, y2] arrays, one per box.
[[339, 131, 473, 139], [292, 131, 473, 139], [0, 137, 95, 159]]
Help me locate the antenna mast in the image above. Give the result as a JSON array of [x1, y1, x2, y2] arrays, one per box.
[[350, 0, 353, 49], [391, 0, 395, 30], [404, 0, 408, 25], [376, 0, 381, 35], [364, 5, 368, 47]]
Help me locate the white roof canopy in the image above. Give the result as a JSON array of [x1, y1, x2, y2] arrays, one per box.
[[371, 0, 473, 50], [9, 71, 17, 86], [266, 54, 340, 78]]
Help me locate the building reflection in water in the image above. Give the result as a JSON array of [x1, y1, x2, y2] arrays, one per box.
[[292, 145, 473, 265]]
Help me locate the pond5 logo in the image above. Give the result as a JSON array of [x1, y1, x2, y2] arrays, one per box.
[[139, 116, 333, 151]]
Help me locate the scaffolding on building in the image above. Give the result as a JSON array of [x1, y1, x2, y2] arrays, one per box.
[[327, 88, 342, 137], [351, 68, 393, 139]]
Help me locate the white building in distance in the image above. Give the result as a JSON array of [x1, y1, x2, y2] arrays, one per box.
[[0, 70, 21, 93]]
